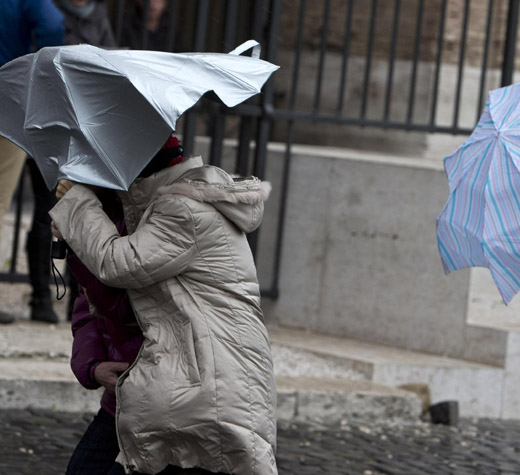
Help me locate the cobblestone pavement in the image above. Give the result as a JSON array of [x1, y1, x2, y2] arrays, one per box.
[[3, 410, 520, 475]]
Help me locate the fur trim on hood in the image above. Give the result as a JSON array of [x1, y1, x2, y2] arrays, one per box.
[[158, 176, 271, 204], [157, 167, 271, 233]]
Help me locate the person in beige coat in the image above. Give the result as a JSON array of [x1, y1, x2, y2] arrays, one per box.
[[50, 152, 277, 475]]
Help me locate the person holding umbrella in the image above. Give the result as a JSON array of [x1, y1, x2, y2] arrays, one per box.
[[51, 134, 277, 474], [0, 41, 280, 472]]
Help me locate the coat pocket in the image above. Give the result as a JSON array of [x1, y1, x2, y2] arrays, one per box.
[[175, 320, 201, 388]]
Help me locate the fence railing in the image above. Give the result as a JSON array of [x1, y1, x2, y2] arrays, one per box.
[[2, 0, 520, 298]]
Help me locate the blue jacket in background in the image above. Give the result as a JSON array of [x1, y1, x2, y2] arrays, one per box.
[[0, 0, 64, 66]]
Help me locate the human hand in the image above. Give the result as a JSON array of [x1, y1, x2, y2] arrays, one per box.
[[51, 220, 63, 240], [56, 179, 76, 200], [94, 361, 129, 394]]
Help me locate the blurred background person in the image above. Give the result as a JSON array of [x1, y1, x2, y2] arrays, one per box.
[[53, 0, 116, 47], [119, 0, 174, 51], [0, 0, 64, 324]]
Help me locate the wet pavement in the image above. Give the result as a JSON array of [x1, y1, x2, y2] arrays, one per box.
[[2, 409, 520, 474]]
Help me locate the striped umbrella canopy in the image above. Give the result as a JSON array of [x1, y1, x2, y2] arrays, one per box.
[[437, 83, 520, 304]]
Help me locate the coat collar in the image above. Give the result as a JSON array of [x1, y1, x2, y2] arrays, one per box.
[[116, 156, 203, 230], [119, 156, 202, 203]]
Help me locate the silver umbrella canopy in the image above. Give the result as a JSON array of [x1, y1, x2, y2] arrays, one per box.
[[0, 40, 279, 190]]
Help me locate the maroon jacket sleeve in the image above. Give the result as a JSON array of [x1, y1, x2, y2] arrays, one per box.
[[70, 288, 107, 390], [67, 252, 135, 326]]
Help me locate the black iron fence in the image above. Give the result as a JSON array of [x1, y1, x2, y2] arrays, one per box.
[[2, 0, 520, 298]]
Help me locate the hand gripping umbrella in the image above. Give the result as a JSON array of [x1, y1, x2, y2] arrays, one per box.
[[437, 83, 520, 304], [0, 40, 279, 190]]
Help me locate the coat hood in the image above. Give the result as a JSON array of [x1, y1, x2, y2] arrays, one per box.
[[157, 165, 271, 233]]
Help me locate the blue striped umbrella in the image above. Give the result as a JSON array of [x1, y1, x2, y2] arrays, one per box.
[[437, 83, 520, 304]]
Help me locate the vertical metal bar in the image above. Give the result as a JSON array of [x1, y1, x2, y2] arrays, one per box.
[[183, 0, 210, 155], [193, 0, 210, 51], [114, 0, 125, 45], [253, 0, 280, 179], [250, 0, 265, 40], [429, 0, 448, 127], [360, 0, 378, 121], [141, 0, 150, 49], [264, 123, 293, 299], [235, 0, 265, 176], [264, 0, 281, 60], [249, 0, 282, 258], [290, 0, 306, 112], [337, 0, 355, 116], [223, 0, 239, 51], [166, 0, 179, 52], [209, 0, 239, 168], [406, 0, 425, 124], [209, 113, 225, 167], [263, 0, 306, 296], [452, 0, 470, 129], [181, 114, 197, 160], [9, 164, 25, 275], [252, 120, 271, 182], [313, 0, 331, 115], [236, 117, 253, 176], [501, 0, 520, 87], [477, 0, 494, 120], [383, 0, 401, 123]]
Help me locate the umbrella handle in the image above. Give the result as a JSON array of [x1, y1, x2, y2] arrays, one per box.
[[228, 40, 261, 59]]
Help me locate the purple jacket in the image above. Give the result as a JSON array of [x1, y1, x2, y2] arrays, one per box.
[[67, 191, 144, 417]]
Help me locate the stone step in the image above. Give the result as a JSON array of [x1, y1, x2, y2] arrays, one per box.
[[0, 321, 71, 359], [0, 322, 422, 423], [0, 359, 421, 424], [276, 376, 421, 424], [0, 358, 103, 413], [268, 325, 505, 418]]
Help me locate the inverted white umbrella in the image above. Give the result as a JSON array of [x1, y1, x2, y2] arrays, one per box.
[[0, 40, 278, 190]]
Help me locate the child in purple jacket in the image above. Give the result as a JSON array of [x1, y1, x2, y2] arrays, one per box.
[[67, 187, 144, 418]]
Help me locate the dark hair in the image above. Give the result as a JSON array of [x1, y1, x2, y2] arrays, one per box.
[[138, 140, 184, 178]]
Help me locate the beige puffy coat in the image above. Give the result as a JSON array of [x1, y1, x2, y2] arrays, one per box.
[[50, 157, 277, 475]]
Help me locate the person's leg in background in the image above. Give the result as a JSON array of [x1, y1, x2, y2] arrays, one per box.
[[0, 137, 27, 324], [26, 158, 59, 323]]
